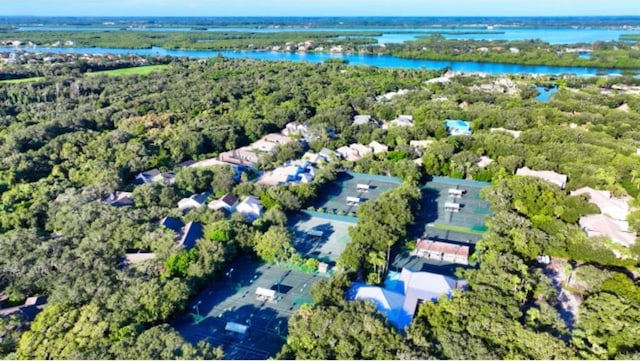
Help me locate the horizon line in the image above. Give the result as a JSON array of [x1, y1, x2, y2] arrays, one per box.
[[3, 15, 640, 18]]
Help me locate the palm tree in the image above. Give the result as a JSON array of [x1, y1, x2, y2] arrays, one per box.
[[368, 251, 386, 285]]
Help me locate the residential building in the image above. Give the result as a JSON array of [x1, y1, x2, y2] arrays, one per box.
[[208, 193, 239, 213], [353, 115, 378, 126], [415, 239, 470, 265], [409, 140, 433, 150], [103, 191, 134, 207], [0, 296, 46, 321], [571, 187, 631, 221], [319, 148, 338, 162], [135, 169, 176, 185], [476, 156, 494, 168], [178, 191, 212, 211], [579, 214, 636, 247], [376, 89, 409, 102], [368, 141, 389, 154], [218, 133, 294, 167], [336, 143, 373, 162], [178, 222, 204, 250], [218, 147, 261, 167], [257, 162, 316, 186], [236, 196, 264, 221], [159, 217, 184, 234], [490, 127, 522, 138], [445, 119, 472, 136], [516, 167, 568, 189], [124, 252, 156, 265], [383, 115, 414, 129], [347, 268, 461, 330], [302, 151, 324, 164], [281, 121, 309, 138], [250, 133, 294, 153]]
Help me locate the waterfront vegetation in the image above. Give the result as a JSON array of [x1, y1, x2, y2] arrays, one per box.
[[2, 28, 640, 69], [0, 53, 640, 359]]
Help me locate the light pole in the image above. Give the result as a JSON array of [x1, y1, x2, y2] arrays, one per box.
[[193, 300, 202, 323], [226, 268, 234, 285]]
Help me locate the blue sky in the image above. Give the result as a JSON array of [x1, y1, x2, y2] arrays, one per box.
[[1, 0, 639, 17]]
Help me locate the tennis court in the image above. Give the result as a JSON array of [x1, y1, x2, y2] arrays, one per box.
[[311, 172, 401, 216], [174, 256, 325, 360], [288, 211, 355, 264], [415, 177, 491, 236]]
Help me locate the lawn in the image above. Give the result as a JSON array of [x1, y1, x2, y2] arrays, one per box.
[[0, 77, 46, 84], [87, 64, 169, 76]]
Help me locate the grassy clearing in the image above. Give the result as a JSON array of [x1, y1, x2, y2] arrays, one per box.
[[0, 77, 45, 84], [87, 64, 169, 76], [431, 223, 486, 235]]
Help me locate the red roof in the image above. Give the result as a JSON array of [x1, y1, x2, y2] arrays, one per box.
[[416, 239, 469, 257]]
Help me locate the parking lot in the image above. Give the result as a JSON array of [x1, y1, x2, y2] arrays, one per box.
[[175, 256, 325, 359]]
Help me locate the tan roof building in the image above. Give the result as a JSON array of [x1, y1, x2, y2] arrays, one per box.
[[516, 167, 568, 189], [415, 239, 470, 265], [571, 187, 631, 221]]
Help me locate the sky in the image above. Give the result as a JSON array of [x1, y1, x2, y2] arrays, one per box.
[[1, 0, 639, 17]]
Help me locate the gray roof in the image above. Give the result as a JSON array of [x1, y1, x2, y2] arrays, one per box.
[[141, 169, 161, 177], [190, 191, 212, 205]]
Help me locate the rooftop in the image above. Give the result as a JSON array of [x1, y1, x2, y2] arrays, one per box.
[[516, 167, 568, 189]]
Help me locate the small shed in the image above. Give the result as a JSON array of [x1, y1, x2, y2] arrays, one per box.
[[356, 183, 371, 192], [318, 262, 329, 274]]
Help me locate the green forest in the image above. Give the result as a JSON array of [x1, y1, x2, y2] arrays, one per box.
[[1, 54, 640, 359]]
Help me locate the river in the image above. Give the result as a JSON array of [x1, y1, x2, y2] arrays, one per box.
[[0, 46, 623, 76]]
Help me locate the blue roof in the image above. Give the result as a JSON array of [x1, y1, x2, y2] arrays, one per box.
[[160, 217, 184, 233], [180, 222, 203, 250]]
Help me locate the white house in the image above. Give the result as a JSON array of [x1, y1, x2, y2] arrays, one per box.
[[208, 193, 239, 212], [476, 156, 494, 168], [579, 214, 636, 247], [516, 167, 568, 189], [353, 115, 377, 126], [410, 140, 433, 150], [281, 121, 309, 138], [336, 143, 372, 162], [236, 196, 264, 221], [257, 161, 316, 186], [383, 115, 414, 129], [368, 141, 389, 154], [135, 169, 176, 185], [178, 191, 212, 211], [571, 187, 631, 221], [254, 133, 294, 152]]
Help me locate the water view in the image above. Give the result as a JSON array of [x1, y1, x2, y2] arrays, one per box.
[[0, 46, 624, 75]]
